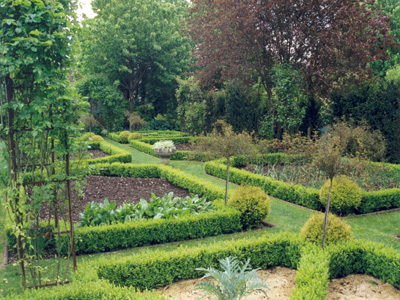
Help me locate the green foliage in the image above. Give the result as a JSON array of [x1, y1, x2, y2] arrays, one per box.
[[327, 240, 400, 289], [95, 232, 303, 290], [81, 133, 104, 142], [195, 256, 269, 300], [300, 214, 353, 246], [87, 141, 132, 164], [290, 245, 329, 300], [320, 176, 362, 215], [329, 120, 387, 162], [5, 280, 166, 300], [78, 193, 215, 227], [331, 79, 400, 163], [270, 63, 307, 134], [228, 186, 270, 229], [75, 74, 126, 131], [128, 132, 142, 141], [81, 0, 191, 116], [118, 131, 131, 143]]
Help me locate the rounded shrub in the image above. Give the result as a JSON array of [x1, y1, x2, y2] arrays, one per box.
[[90, 134, 104, 142], [118, 131, 131, 143], [227, 186, 270, 229], [319, 176, 362, 215], [128, 132, 142, 141], [300, 213, 353, 246]]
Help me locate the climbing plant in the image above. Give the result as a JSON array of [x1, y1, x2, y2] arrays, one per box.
[[0, 0, 86, 289]]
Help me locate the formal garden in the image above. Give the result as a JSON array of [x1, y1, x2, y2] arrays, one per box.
[[1, 0, 400, 299]]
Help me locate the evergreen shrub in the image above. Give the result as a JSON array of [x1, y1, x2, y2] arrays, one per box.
[[300, 213, 353, 246], [228, 186, 270, 229], [319, 176, 362, 215]]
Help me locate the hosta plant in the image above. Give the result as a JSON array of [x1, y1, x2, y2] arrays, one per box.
[[195, 256, 269, 300], [78, 192, 215, 227]]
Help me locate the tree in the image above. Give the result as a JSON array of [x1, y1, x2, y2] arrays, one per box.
[[196, 121, 256, 204], [189, 0, 395, 98], [80, 114, 100, 135], [75, 74, 126, 131], [124, 111, 147, 132], [0, 0, 84, 288], [81, 0, 192, 114], [312, 135, 344, 248]]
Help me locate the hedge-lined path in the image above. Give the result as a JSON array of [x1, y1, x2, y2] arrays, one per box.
[[103, 138, 400, 251]]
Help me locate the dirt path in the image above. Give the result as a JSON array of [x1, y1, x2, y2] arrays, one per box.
[[156, 267, 400, 300]]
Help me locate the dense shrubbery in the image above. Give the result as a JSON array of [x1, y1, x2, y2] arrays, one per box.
[[128, 132, 142, 141], [300, 214, 353, 246], [78, 193, 215, 227], [81, 133, 104, 142], [118, 131, 131, 143], [228, 186, 270, 229]]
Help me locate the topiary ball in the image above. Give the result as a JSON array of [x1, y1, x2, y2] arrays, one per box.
[[300, 213, 353, 246], [319, 176, 362, 215], [118, 131, 131, 143], [228, 186, 270, 229], [90, 134, 104, 142]]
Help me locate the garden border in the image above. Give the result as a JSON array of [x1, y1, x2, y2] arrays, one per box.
[[6, 163, 241, 255], [87, 141, 132, 164], [204, 158, 400, 215]]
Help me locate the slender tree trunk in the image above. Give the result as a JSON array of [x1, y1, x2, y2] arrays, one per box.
[[321, 178, 333, 248], [5, 74, 27, 289], [225, 155, 230, 205]]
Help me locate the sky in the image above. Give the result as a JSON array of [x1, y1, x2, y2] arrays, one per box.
[[76, 0, 96, 20]]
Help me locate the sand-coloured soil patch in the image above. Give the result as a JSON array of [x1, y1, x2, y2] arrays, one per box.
[[155, 267, 400, 300], [88, 149, 109, 159]]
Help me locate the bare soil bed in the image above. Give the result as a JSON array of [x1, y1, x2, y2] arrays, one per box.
[[175, 143, 197, 151], [88, 149, 109, 159], [38, 176, 191, 223], [156, 267, 400, 300]]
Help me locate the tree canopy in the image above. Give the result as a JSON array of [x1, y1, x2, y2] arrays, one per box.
[[80, 0, 192, 114], [189, 0, 395, 97]]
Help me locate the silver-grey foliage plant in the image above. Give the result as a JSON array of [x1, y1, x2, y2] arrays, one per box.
[[195, 256, 269, 300]]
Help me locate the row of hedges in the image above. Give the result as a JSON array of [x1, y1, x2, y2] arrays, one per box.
[[205, 160, 400, 215], [108, 131, 189, 144], [6, 163, 241, 255], [89, 232, 399, 299], [8, 232, 399, 299], [6, 280, 167, 300], [87, 141, 132, 164], [129, 140, 192, 160]]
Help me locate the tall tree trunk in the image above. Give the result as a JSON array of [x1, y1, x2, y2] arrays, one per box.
[[225, 155, 230, 205], [321, 177, 333, 248]]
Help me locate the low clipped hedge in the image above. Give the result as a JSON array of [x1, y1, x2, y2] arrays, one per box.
[[7, 163, 241, 255], [5, 280, 166, 300], [205, 159, 400, 215], [89, 233, 399, 299], [87, 141, 132, 164], [130, 140, 206, 161], [290, 244, 329, 300], [96, 233, 304, 291]]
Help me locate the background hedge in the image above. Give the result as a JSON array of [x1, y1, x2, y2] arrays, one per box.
[[205, 159, 400, 215], [87, 141, 132, 164]]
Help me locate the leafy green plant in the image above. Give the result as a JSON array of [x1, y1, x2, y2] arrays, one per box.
[[78, 193, 215, 227], [153, 140, 176, 152], [194, 256, 269, 300]]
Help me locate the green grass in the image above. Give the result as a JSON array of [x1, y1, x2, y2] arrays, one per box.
[[104, 137, 159, 164], [345, 210, 400, 250]]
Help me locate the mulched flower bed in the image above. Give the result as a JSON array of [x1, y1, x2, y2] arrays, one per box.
[[38, 176, 191, 224], [174, 143, 197, 151], [88, 149, 109, 159]]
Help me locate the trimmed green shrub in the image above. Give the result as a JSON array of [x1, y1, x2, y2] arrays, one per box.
[[320, 176, 362, 215], [5, 280, 166, 300], [96, 232, 303, 291], [81, 133, 104, 142], [290, 244, 329, 300], [300, 213, 353, 246], [327, 240, 400, 289], [228, 186, 270, 229], [205, 158, 400, 215], [118, 131, 131, 143], [128, 132, 142, 141], [87, 141, 132, 164]]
